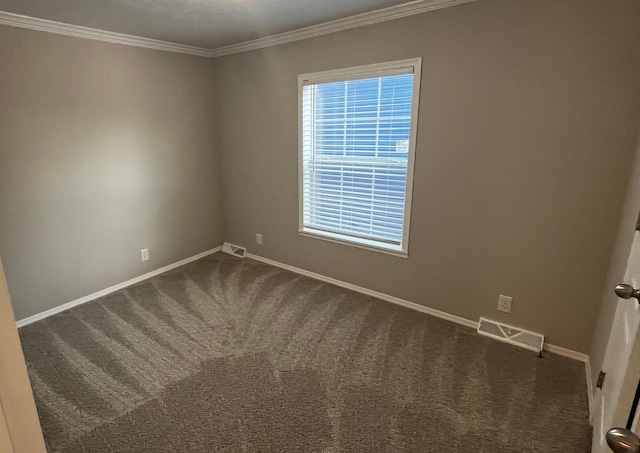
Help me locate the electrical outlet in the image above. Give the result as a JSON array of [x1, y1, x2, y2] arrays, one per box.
[[497, 295, 513, 313], [256, 233, 263, 245], [140, 248, 149, 262]]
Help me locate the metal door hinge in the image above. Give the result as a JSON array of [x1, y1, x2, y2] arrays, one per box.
[[597, 371, 606, 389]]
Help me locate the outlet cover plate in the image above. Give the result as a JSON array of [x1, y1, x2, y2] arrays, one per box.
[[497, 295, 512, 313]]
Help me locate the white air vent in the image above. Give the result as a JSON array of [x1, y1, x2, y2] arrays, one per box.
[[221, 242, 246, 258], [478, 317, 544, 355]]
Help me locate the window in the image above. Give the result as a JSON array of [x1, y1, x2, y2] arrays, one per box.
[[298, 58, 421, 257]]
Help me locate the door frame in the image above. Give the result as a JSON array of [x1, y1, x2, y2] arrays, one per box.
[[0, 256, 46, 453]]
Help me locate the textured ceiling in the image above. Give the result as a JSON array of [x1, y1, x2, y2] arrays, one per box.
[[0, 0, 414, 49]]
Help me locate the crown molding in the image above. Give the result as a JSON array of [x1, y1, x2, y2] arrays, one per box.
[[208, 0, 477, 58], [0, 0, 476, 59], [0, 11, 213, 57]]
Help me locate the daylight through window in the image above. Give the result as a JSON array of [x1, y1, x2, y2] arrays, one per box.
[[299, 59, 421, 256]]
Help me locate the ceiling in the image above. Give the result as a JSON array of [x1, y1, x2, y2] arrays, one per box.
[[0, 0, 421, 50]]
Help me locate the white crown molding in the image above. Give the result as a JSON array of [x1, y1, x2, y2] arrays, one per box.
[[0, 11, 213, 57], [0, 0, 476, 58], [208, 0, 477, 58]]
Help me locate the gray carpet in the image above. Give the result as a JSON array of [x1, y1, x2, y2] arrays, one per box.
[[19, 252, 592, 452]]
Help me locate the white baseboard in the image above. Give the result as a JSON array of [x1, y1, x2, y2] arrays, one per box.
[[16, 245, 592, 402], [542, 343, 593, 420], [246, 253, 590, 365], [246, 252, 479, 330], [585, 356, 594, 422], [543, 343, 589, 363], [15, 246, 222, 328]]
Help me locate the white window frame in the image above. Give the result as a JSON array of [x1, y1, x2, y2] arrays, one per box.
[[298, 58, 422, 258]]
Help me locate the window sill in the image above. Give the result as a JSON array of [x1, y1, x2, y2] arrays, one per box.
[[299, 228, 408, 258]]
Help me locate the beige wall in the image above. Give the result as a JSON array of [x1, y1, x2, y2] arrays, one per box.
[[0, 26, 223, 320], [2, 0, 640, 353], [214, 0, 640, 352]]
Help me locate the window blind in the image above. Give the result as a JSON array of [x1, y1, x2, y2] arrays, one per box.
[[301, 67, 416, 251]]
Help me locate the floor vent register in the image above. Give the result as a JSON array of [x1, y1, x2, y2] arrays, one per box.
[[478, 317, 544, 356]]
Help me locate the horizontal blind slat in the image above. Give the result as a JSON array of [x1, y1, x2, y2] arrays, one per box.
[[301, 70, 414, 248]]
